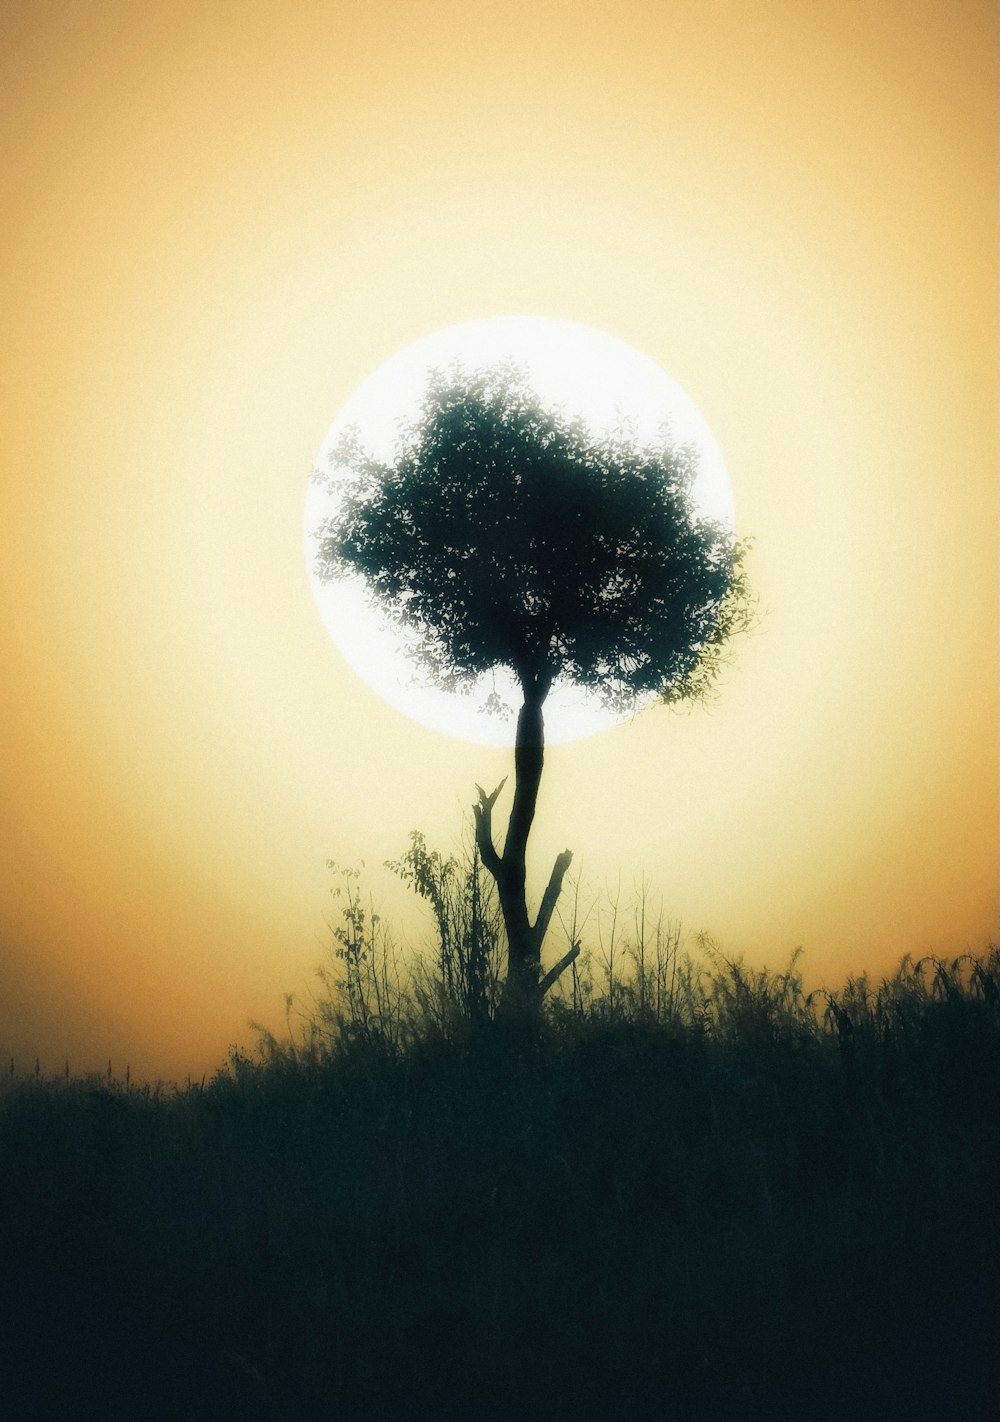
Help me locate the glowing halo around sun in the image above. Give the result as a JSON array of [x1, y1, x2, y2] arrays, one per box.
[[304, 316, 735, 746]]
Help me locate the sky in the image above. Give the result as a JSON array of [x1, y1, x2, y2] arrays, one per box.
[[1, 0, 996, 1081]]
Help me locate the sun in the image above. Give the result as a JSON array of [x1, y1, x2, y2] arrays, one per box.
[[304, 316, 735, 746]]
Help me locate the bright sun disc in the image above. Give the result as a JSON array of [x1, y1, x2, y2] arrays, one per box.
[[304, 316, 735, 746]]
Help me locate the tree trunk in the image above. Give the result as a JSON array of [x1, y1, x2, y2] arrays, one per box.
[[472, 674, 577, 1025]]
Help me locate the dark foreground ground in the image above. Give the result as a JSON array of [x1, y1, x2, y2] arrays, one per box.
[[0, 962, 997, 1422]]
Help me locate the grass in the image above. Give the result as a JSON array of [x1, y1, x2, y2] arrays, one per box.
[[0, 863, 996, 1420]]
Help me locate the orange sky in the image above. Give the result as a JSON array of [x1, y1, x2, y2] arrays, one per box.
[[1, 0, 996, 1080]]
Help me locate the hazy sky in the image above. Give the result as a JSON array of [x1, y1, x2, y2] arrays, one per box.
[[1, 0, 996, 1080]]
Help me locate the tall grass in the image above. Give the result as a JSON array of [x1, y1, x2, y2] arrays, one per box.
[[0, 843, 996, 1421]]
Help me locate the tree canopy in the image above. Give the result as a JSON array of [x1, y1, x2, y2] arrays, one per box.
[[314, 361, 750, 715]]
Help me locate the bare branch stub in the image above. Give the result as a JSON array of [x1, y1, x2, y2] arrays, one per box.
[[475, 778, 507, 811], [472, 779, 506, 880], [538, 940, 582, 999], [533, 849, 574, 955]]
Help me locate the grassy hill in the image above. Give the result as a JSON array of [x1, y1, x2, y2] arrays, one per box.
[[1, 927, 996, 1421]]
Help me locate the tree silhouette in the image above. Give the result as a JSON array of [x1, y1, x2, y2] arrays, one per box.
[[315, 361, 752, 1020]]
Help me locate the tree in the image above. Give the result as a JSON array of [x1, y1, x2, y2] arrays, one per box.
[[314, 360, 752, 1022]]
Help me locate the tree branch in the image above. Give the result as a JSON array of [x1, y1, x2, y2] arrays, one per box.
[[537, 941, 581, 999], [532, 848, 573, 953], [472, 779, 506, 881]]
